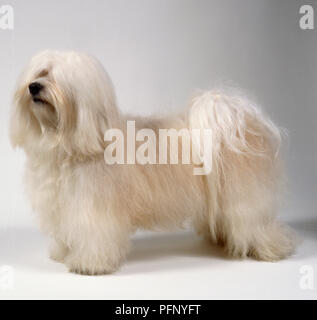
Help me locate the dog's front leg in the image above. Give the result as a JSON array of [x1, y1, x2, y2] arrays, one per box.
[[49, 237, 69, 263], [63, 213, 131, 275]]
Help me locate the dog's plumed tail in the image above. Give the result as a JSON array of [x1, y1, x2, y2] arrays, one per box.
[[188, 90, 282, 162], [188, 90, 295, 261]]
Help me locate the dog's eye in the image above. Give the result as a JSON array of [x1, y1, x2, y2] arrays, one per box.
[[38, 69, 49, 77]]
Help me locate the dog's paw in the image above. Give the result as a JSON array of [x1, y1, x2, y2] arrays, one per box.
[[68, 266, 115, 276], [248, 225, 296, 262], [49, 241, 69, 263], [224, 223, 296, 262], [65, 254, 120, 276]]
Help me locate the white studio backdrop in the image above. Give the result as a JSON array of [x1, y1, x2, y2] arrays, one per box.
[[0, 0, 316, 300]]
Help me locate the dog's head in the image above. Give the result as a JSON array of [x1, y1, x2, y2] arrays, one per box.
[[10, 51, 118, 156]]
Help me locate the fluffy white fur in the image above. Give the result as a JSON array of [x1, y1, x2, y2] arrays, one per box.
[[10, 51, 295, 275]]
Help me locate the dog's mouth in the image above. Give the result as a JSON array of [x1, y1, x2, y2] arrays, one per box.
[[32, 96, 55, 113], [33, 97, 49, 105]]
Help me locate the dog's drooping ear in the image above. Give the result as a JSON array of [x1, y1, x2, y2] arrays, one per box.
[[56, 53, 120, 157]]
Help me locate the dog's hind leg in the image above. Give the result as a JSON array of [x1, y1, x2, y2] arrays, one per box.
[[200, 147, 295, 261], [189, 91, 295, 260], [217, 181, 295, 261], [211, 118, 295, 261]]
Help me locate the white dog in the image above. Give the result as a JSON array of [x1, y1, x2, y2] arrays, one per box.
[[10, 51, 295, 275]]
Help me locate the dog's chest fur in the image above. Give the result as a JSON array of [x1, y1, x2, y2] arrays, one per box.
[[24, 151, 71, 233]]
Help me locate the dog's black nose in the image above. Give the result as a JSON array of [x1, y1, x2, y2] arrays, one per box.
[[29, 82, 43, 96]]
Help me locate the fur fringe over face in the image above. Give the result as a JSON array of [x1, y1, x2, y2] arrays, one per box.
[[10, 51, 295, 275]]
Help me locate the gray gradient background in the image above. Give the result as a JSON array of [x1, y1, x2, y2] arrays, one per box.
[[0, 0, 316, 299]]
